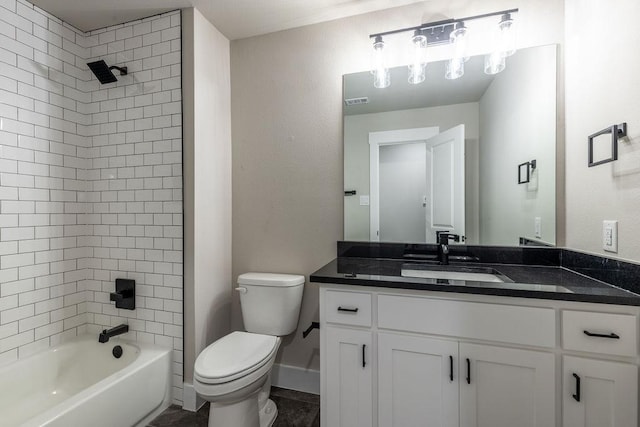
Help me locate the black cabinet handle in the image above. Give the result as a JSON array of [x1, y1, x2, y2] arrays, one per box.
[[466, 358, 471, 384], [337, 306, 359, 313], [449, 355, 454, 382], [572, 373, 581, 402], [583, 330, 620, 339], [362, 344, 366, 368]]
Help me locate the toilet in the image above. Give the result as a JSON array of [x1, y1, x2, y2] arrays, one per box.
[[194, 272, 305, 427]]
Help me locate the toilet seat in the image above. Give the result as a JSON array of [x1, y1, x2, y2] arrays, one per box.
[[195, 332, 279, 385]]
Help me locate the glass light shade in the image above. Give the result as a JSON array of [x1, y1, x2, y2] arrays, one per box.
[[445, 58, 465, 80], [484, 51, 506, 75], [498, 14, 516, 57], [450, 24, 469, 62], [373, 68, 390, 88], [371, 36, 390, 88], [408, 32, 427, 84]]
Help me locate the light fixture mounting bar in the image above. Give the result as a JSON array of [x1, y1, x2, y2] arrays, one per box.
[[369, 8, 519, 40]]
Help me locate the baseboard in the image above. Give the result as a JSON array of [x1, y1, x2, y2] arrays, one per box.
[[271, 363, 320, 395], [182, 382, 207, 412]]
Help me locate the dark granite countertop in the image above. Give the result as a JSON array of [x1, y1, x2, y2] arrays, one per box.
[[310, 257, 640, 306]]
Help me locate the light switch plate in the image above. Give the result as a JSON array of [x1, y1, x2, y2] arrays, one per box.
[[603, 220, 618, 253], [534, 217, 541, 239], [359, 195, 370, 206]]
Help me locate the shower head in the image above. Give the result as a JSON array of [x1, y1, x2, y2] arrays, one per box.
[[87, 60, 128, 84]]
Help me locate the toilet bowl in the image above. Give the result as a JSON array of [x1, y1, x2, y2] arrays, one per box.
[[194, 273, 305, 427]]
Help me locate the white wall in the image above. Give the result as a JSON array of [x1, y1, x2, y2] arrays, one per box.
[[344, 103, 480, 243], [479, 44, 557, 245], [231, 0, 564, 374], [564, 0, 640, 261], [182, 7, 232, 394]]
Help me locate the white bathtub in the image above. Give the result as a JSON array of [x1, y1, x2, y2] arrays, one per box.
[[0, 334, 172, 427]]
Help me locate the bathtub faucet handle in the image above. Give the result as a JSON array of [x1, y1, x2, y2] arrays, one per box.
[[110, 279, 135, 310]]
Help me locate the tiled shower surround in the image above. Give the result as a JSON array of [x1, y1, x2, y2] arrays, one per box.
[[0, 1, 184, 404]]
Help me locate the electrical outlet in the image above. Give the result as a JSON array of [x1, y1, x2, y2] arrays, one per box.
[[534, 217, 541, 239], [359, 195, 370, 206], [603, 220, 618, 253]]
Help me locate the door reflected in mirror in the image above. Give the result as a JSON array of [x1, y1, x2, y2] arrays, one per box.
[[343, 44, 557, 246]]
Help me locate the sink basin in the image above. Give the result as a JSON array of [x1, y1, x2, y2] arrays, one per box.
[[401, 264, 506, 283]]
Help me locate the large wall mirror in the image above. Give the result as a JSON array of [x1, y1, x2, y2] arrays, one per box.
[[343, 44, 557, 246]]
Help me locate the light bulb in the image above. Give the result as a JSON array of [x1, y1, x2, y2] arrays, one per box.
[[371, 36, 390, 88], [484, 51, 506, 75], [408, 30, 427, 84], [498, 13, 516, 57]]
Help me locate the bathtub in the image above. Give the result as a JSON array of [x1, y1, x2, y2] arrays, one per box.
[[0, 334, 172, 427]]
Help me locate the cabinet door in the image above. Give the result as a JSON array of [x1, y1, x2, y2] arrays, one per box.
[[378, 333, 458, 427], [459, 343, 555, 427], [324, 326, 373, 427], [563, 356, 638, 427]]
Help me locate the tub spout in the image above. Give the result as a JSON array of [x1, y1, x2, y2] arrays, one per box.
[[99, 324, 129, 343]]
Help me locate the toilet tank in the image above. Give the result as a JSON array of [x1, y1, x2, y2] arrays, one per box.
[[237, 273, 305, 336]]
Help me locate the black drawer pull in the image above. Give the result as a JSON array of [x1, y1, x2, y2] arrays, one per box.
[[583, 330, 620, 339], [572, 373, 581, 402], [466, 358, 471, 384], [449, 355, 454, 382], [337, 306, 359, 313], [362, 344, 366, 368]]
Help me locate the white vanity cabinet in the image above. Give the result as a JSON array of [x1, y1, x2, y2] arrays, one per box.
[[459, 343, 555, 427], [324, 326, 373, 427], [377, 332, 459, 427], [319, 284, 640, 427], [561, 310, 639, 427]]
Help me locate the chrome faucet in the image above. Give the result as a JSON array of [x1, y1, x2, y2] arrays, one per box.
[[98, 324, 129, 343], [437, 233, 460, 265]]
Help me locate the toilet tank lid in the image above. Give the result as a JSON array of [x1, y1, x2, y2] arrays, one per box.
[[237, 272, 305, 287]]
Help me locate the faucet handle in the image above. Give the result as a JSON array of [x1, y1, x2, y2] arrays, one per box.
[[438, 233, 460, 244]]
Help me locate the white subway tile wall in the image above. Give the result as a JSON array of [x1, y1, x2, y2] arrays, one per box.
[[84, 10, 184, 404], [0, 1, 184, 405]]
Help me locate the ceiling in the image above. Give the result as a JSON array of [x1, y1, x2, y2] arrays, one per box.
[[28, 0, 425, 40]]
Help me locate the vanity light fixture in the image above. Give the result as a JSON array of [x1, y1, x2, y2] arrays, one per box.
[[369, 8, 518, 87], [371, 36, 390, 88], [446, 22, 468, 80], [484, 12, 516, 74], [498, 13, 516, 57], [408, 30, 428, 84]]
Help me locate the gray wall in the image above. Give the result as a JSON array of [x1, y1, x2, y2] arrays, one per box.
[[230, 0, 564, 373], [564, 0, 640, 260], [479, 44, 557, 245]]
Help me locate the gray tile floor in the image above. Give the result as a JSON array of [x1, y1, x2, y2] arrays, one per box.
[[147, 387, 320, 427]]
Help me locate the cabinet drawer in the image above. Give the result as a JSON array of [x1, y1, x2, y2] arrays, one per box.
[[324, 290, 372, 327], [562, 310, 637, 357], [378, 295, 555, 348]]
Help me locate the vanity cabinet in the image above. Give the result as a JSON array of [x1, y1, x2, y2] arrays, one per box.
[[377, 333, 459, 427], [561, 308, 639, 427], [562, 356, 638, 427], [377, 335, 554, 427], [459, 343, 555, 427], [324, 326, 373, 427], [319, 285, 640, 427]]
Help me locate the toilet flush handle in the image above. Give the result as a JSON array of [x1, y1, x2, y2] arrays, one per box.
[[234, 287, 248, 294]]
